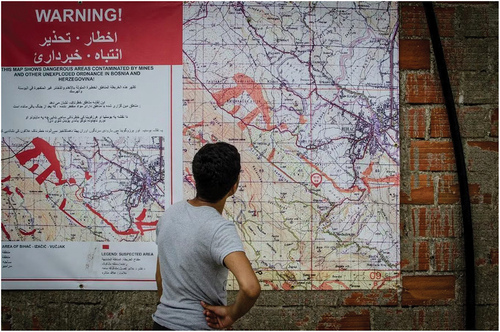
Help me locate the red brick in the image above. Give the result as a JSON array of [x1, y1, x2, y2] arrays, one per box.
[[477, 247, 499, 267], [469, 183, 492, 204], [461, 181, 491, 204], [406, 73, 444, 104], [400, 39, 431, 70], [491, 108, 498, 137], [435, 241, 462, 271], [467, 141, 499, 152], [402, 275, 455, 306], [437, 174, 460, 204], [407, 108, 427, 138], [412, 206, 459, 238], [343, 290, 397, 306], [400, 5, 428, 37], [317, 310, 371, 330], [410, 308, 462, 330], [476, 257, 488, 267], [438, 175, 492, 204], [415, 241, 430, 271], [375, 308, 461, 330], [410, 141, 455, 171], [32, 315, 42, 330], [400, 259, 411, 269], [401, 5, 455, 38], [1, 321, 11, 331], [434, 7, 456, 37], [491, 248, 499, 265], [295, 316, 310, 328], [432, 106, 492, 138], [1, 306, 11, 331], [401, 174, 435, 205], [415, 310, 425, 330], [430, 107, 451, 138]]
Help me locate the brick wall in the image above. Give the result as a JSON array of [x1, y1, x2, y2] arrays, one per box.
[[397, 2, 498, 330], [1, 2, 498, 330]]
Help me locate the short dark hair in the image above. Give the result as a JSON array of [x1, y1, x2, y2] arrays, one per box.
[[192, 142, 241, 203]]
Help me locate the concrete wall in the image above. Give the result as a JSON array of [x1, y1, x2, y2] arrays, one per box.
[[2, 2, 498, 330]]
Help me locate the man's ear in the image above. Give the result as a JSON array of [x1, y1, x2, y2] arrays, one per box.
[[229, 182, 238, 196], [229, 176, 240, 196]]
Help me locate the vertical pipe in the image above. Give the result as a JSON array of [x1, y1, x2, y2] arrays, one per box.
[[423, 2, 475, 330]]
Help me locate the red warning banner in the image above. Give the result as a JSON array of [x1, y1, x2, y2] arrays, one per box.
[[1, 1, 183, 66]]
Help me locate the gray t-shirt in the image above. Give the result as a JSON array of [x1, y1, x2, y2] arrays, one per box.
[[152, 200, 244, 330]]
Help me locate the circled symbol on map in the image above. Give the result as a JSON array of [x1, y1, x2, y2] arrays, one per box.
[[310, 173, 323, 188]]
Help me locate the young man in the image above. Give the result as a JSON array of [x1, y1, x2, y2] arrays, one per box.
[[153, 142, 261, 330]]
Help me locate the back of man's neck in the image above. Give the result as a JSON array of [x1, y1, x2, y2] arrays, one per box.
[[188, 197, 226, 215]]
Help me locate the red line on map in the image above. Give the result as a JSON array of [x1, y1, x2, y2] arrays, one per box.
[[59, 198, 67, 209], [267, 148, 276, 161], [135, 220, 158, 235], [255, 144, 297, 184], [301, 156, 363, 193], [278, 123, 289, 131], [366, 174, 400, 185], [75, 187, 84, 200], [372, 273, 401, 290], [213, 77, 244, 106], [15, 188, 24, 198], [58, 199, 87, 228], [19, 229, 36, 236], [2, 223, 11, 240], [135, 208, 147, 222], [299, 154, 364, 194], [183, 121, 207, 143], [362, 162, 374, 177], [263, 280, 280, 290], [1, 176, 11, 183], [313, 280, 350, 290], [3, 186, 13, 195], [183, 121, 204, 136], [229, 105, 240, 115], [299, 114, 307, 124], [360, 161, 400, 193], [248, 194, 258, 217], [184, 167, 195, 186], [28, 164, 39, 172], [85, 203, 139, 236]]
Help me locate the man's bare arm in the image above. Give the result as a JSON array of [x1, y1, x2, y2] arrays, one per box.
[[201, 251, 261, 329], [155, 257, 163, 301]]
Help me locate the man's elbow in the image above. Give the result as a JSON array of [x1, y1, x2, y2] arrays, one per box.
[[243, 281, 261, 300]]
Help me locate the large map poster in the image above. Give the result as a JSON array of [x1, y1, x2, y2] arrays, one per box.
[[1, 2, 183, 290], [2, 1, 399, 291], [182, 2, 400, 290]]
